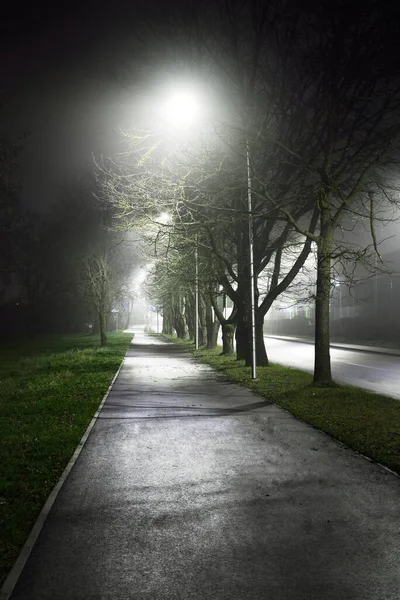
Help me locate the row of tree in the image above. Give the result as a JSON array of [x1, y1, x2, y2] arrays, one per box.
[[97, 0, 400, 385]]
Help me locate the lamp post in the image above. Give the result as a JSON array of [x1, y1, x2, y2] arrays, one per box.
[[246, 140, 257, 379], [195, 235, 199, 350]]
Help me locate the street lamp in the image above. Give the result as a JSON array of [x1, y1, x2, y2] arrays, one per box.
[[161, 87, 202, 349], [195, 234, 199, 350], [246, 140, 257, 379], [160, 86, 256, 375]]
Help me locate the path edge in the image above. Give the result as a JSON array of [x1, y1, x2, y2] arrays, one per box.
[[0, 339, 132, 600]]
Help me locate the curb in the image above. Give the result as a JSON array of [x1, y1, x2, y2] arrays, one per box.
[[0, 339, 132, 600]]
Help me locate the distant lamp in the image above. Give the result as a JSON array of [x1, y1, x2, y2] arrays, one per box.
[[155, 212, 171, 225]]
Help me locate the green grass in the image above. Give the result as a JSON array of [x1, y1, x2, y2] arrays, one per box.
[[165, 336, 400, 476], [0, 332, 132, 587]]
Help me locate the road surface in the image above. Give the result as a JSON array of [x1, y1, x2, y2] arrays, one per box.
[[265, 336, 400, 399]]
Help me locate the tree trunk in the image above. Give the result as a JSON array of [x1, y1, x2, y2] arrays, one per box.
[[171, 295, 187, 339], [99, 307, 107, 346], [236, 309, 268, 366], [199, 325, 207, 346], [221, 323, 235, 355], [205, 297, 219, 349], [208, 288, 236, 355], [207, 320, 220, 349], [245, 314, 268, 367], [174, 314, 186, 338], [185, 295, 195, 340], [235, 318, 248, 360], [314, 223, 334, 386], [256, 316, 268, 366], [162, 306, 173, 335], [198, 297, 207, 346]]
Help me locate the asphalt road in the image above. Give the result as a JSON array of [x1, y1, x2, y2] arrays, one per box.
[[265, 336, 400, 399], [7, 333, 400, 600]]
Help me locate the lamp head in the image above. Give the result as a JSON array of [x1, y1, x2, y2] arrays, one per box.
[[161, 85, 202, 126]]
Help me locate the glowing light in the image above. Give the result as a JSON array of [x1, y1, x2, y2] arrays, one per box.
[[155, 212, 171, 225], [161, 87, 202, 125]]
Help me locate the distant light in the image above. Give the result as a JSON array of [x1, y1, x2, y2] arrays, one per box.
[[155, 212, 171, 225]]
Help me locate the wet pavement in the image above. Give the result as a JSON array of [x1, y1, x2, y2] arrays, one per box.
[[6, 332, 400, 599]]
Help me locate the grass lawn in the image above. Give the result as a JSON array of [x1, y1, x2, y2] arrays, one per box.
[[165, 336, 400, 477], [0, 331, 132, 587]]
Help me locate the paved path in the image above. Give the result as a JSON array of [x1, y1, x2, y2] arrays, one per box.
[[7, 333, 400, 599]]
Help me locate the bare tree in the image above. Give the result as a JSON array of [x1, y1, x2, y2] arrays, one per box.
[[82, 248, 112, 345], [260, 2, 400, 385], [80, 235, 135, 345], [97, 0, 400, 383]]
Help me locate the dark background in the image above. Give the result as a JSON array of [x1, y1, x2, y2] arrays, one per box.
[[0, 0, 157, 210]]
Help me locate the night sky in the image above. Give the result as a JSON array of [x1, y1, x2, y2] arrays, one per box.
[[1, 0, 162, 210], [2, 0, 400, 213]]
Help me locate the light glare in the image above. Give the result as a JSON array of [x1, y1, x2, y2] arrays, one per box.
[[162, 87, 201, 125], [155, 212, 171, 224]]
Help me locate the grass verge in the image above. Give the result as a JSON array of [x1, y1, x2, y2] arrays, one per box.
[[165, 335, 400, 476], [0, 331, 132, 587]]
